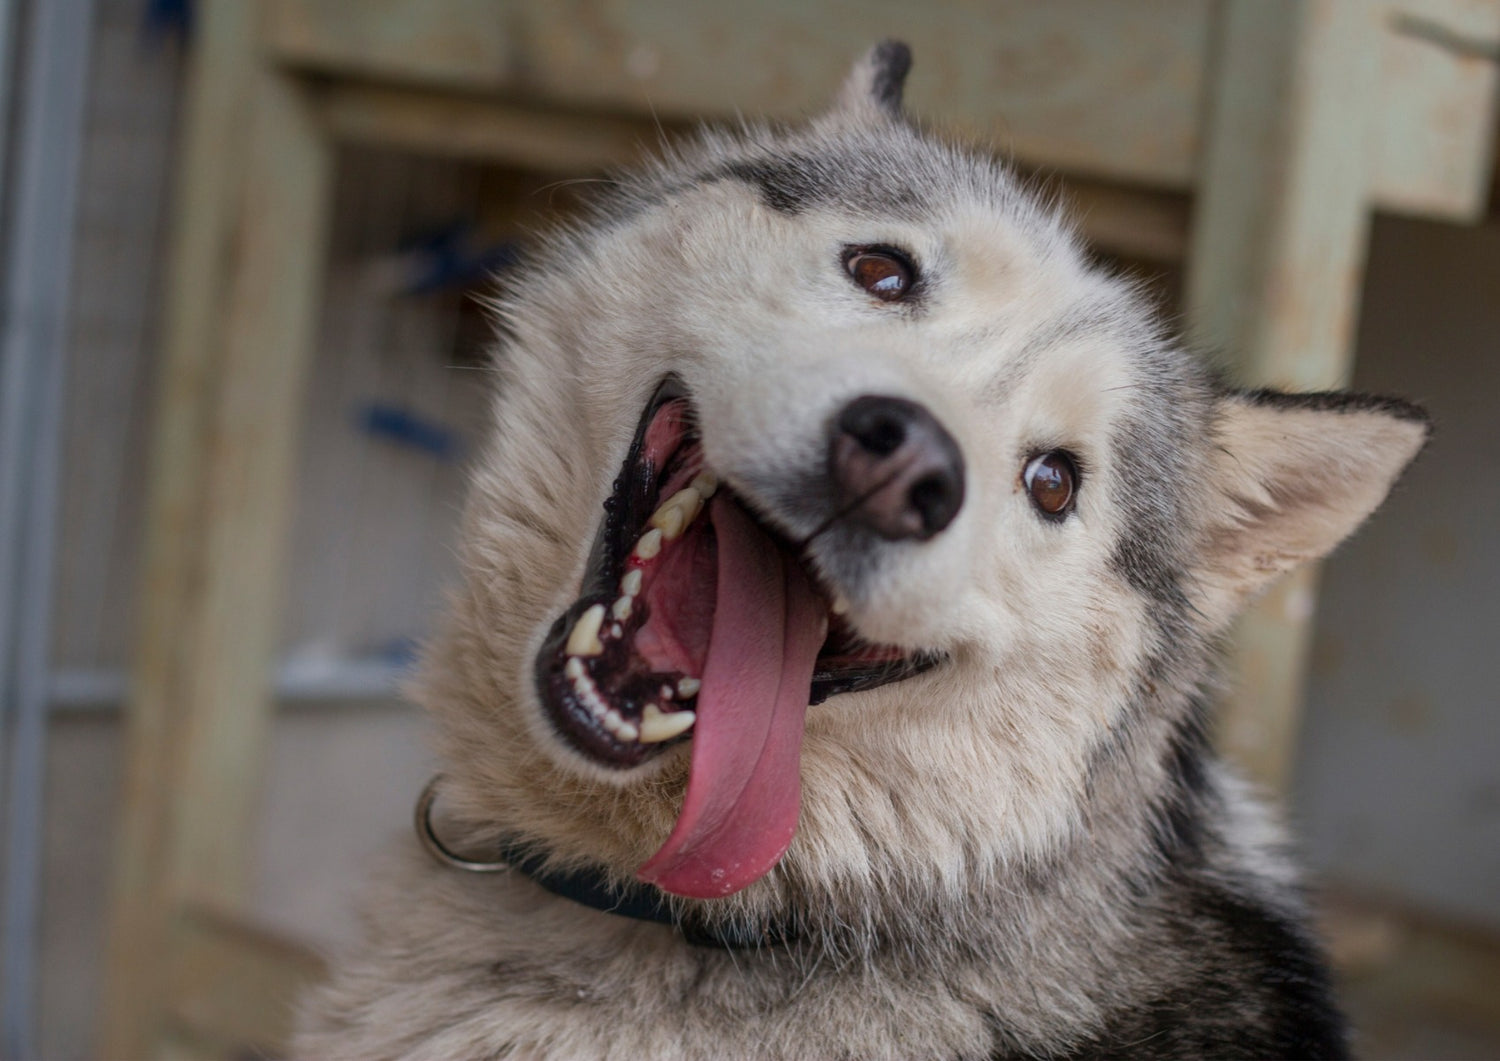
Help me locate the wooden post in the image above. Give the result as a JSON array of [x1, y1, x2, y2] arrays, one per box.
[[1185, 0, 1384, 792], [98, 1, 334, 1052]]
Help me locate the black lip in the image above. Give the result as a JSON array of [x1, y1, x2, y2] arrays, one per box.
[[582, 375, 687, 600], [535, 376, 942, 767]]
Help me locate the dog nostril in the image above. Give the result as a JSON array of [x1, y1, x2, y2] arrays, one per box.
[[861, 418, 905, 456], [829, 395, 966, 541], [908, 472, 961, 536], [841, 405, 907, 456]]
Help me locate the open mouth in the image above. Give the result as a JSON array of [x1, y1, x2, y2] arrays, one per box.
[[534, 376, 936, 897]]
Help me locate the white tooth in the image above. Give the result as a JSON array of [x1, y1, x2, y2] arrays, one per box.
[[612, 596, 633, 621], [650, 487, 703, 541], [621, 569, 643, 596], [690, 471, 718, 498], [661, 685, 674, 700], [635, 528, 662, 560], [565, 657, 585, 681], [603, 709, 623, 732], [653, 504, 686, 540], [675, 486, 706, 522], [831, 593, 851, 616], [639, 704, 697, 743], [676, 676, 701, 698], [616, 721, 639, 742], [610, 623, 623, 639], [565, 604, 606, 657]]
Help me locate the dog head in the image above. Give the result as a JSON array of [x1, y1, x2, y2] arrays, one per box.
[[422, 43, 1428, 923]]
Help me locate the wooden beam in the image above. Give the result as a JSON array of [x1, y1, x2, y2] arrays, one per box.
[[268, 0, 1214, 188], [1056, 178, 1191, 264], [162, 64, 335, 912], [99, 4, 335, 1053], [316, 81, 668, 172], [165, 904, 328, 1056], [1377, 0, 1500, 223], [1185, 0, 1384, 793], [265, 0, 1499, 218], [99, 2, 259, 1054]]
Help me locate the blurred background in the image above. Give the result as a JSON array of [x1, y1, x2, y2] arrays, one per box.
[[0, 0, 1496, 1057]]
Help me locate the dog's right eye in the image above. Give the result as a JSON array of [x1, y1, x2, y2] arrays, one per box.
[[843, 247, 915, 302], [1023, 451, 1078, 521]]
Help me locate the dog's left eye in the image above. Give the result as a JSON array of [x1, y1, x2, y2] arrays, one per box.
[[1023, 451, 1078, 520], [843, 247, 915, 302]]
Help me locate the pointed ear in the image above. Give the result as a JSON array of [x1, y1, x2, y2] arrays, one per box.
[[1194, 389, 1430, 624], [830, 40, 912, 121]]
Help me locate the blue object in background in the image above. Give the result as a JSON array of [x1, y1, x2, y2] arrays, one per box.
[[398, 223, 523, 295], [375, 637, 421, 670], [143, 0, 192, 41], [356, 403, 461, 461]]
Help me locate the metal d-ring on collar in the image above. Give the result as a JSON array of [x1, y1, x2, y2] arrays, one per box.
[[413, 774, 797, 948], [414, 775, 510, 873]]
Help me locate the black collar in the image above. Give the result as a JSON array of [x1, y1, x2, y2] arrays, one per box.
[[496, 838, 798, 949], [416, 776, 797, 950]]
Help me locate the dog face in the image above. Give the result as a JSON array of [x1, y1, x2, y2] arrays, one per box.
[[424, 44, 1427, 915]]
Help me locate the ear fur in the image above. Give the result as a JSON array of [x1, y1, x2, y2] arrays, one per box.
[[1194, 389, 1430, 624], [832, 40, 912, 121]]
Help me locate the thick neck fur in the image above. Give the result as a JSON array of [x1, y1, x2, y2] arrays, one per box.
[[407, 438, 1279, 1054], [310, 572, 1284, 1060]]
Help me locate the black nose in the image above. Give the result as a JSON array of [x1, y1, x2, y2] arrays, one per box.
[[829, 395, 966, 541]]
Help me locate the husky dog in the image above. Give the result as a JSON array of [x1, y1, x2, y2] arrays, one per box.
[[299, 43, 1428, 1060]]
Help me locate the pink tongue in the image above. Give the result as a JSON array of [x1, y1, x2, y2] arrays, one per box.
[[635, 497, 826, 898]]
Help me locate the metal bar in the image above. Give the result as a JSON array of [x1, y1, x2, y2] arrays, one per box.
[[0, 0, 23, 869], [0, 1, 95, 1057], [0, 0, 27, 800], [47, 657, 411, 709]]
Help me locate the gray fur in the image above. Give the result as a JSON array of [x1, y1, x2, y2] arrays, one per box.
[[297, 43, 1429, 1060]]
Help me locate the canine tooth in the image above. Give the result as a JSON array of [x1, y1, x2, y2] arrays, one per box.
[[612, 596, 633, 622], [650, 487, 703, 541], [639, 704, 697, 743], [635, 528, 662, 560], [678, 486, 706, 522], [565, 657, 586, 681], [654, 504, 685, 540], [690, 470, 718, 498], [830, 593, 851, 616], [676, 676, 701, 698], [565, 604, 606, 657], [621, 569, 643, 596]]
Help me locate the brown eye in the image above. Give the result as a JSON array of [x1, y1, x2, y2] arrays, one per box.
[[1023, 451, 1078, 520], [844, 248, 914, 302]]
